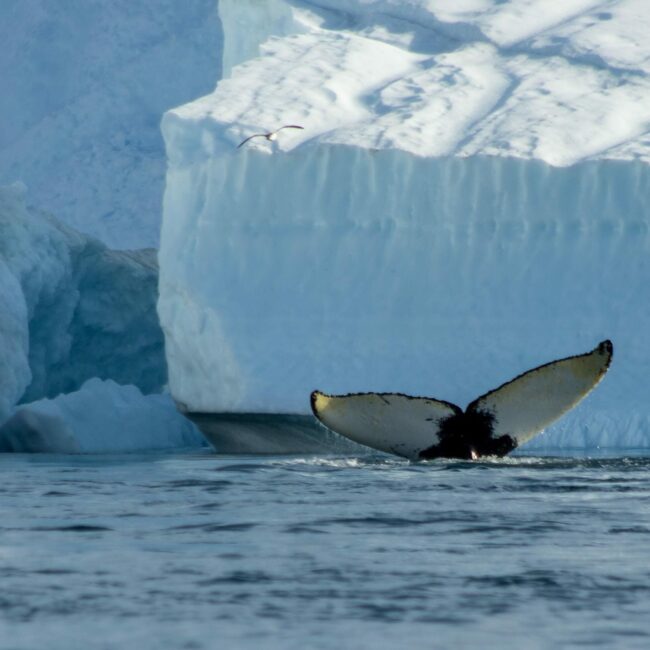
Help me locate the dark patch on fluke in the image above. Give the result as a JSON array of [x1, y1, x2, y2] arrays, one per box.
[[598, 339, 613, 356], [419, 408, 516, 460]]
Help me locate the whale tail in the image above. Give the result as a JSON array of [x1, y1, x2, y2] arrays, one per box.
[[311, 340, 613, 460]]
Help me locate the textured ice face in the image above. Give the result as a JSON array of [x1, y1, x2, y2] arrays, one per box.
[[0, 184, 167, 424], [159, 145, 650, 442], [0, 258, 30, 424]]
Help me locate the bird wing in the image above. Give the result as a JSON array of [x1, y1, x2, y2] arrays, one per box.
[[237, 133, 267, 148], [276, 125, 304, 132], [466, 340, 613, 447], [311, 391, 461, 459]]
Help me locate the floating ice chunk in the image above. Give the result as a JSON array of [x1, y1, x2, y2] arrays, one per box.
[[0, 184, 166, 414], [0, 379, 206, 454]]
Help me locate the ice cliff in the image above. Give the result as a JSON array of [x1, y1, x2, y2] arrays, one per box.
[[159, 0, 650, 450], [0, 183, 166, 424]]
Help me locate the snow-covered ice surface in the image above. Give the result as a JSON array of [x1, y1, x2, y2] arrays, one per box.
[[169, 0, 650, 164], [0, 378, 204, 453], [0, 0, 222, 248], [0, 184, 166, 423], [159, 0, 650, 451]]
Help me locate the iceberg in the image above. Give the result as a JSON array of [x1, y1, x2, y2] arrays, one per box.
[[0, 378, 204, 453], [0, 183, 166, 424], [0, 0, 222, 248], [159, 0, 650, 452]]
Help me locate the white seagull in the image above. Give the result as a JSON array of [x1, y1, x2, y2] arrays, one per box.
[[237, 125, 304, 148]]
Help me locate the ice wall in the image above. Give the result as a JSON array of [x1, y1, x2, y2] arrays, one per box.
[[0, 184, 166, 422], [159, 0, 650, 448], [0, 0, 222, 248]]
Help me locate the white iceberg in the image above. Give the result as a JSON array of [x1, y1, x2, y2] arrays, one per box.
[[158, 0, 650, 451]]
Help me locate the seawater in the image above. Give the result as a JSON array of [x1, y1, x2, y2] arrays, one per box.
[[1, 451, 650, 649]]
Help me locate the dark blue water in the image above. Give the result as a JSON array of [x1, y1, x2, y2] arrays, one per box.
[[1, 451, 650, 649]]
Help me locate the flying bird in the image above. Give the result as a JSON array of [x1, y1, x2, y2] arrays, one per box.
[[237, 125, 304, 148]]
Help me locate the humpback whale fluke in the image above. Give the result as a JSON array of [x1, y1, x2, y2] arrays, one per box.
[[237, 125, 304, 148], [311, 340, 613, 460]]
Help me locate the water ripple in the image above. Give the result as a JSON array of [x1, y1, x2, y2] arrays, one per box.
[[0, 452, 649, 649]]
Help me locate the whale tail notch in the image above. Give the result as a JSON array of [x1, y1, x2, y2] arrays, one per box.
[[311, 340, 613, 460]]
